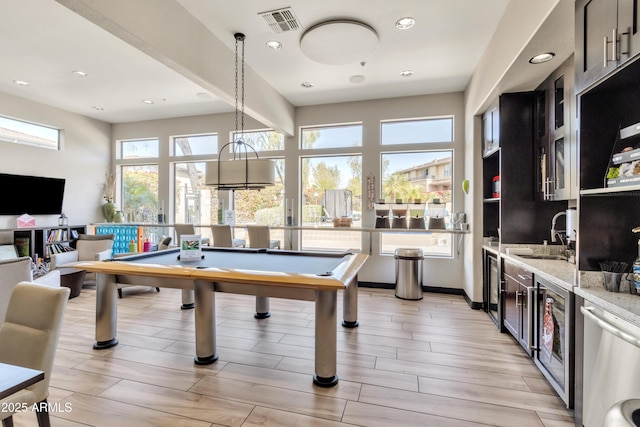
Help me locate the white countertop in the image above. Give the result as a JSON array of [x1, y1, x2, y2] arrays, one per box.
[[485, 244, 640, 327]]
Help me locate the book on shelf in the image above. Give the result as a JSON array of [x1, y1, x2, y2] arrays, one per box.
[[14, 237, 30, 257]]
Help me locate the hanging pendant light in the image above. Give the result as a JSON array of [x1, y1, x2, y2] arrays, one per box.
[[205, 33, 275, 190]]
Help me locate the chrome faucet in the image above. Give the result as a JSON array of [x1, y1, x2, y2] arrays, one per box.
[[551, 211, 566, 243]]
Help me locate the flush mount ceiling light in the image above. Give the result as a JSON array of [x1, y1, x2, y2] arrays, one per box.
[[142, 99, 154, 104], [13, 80, 30, 86], [266, 40, 282, 50], [349, 75, 365, 84], [92, 106, 104, 111], [529, 52, 555, 64], [400, 70, 414, 77], [205, 33, 275, 191], [300, 20, 378, 65], [301, 81, 314, 88], [395, 17, 415, 30], [72, 70, 88, 77]]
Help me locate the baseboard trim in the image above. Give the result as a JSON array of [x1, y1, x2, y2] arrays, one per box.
[[358, 282, 483, 310]]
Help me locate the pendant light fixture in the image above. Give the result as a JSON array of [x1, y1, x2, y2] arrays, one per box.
[[205, 33, 275, 190]]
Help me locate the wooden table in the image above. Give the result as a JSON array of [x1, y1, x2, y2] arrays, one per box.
[[0, 362, 44, 400]]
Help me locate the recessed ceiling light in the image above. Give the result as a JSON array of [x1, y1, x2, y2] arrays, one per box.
[[13, 80, 30, 86], [396, 17, 415, 30], [400, 70, 414, 77], [92, 106, 104, 111], [529, 52, 555, 64], [301, 82, 314, 88], [72, 70, 88, 77], [349, 75, 365, 84], [266, 40, 282, 50], [142, 100, 154, 104], [196, 92, 212, 99]]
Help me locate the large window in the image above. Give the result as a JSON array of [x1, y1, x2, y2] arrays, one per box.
[[173, 161, 215, 225], [300, 155, 362, 251], [121, 165, 159, 223], [381, 117, 453, 145], [380, 150, 454, 257], [232, 130, 284, 151], [0, 115, 60, 150]]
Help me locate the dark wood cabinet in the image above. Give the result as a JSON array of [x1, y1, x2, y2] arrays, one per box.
[[502, 260, 533, 352], [534, 56, 578, 202], [576, 0, 640, 93], [482, 92, 567, 244]]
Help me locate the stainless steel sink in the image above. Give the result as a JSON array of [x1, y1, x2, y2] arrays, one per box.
[[517, 254, 567, 261]]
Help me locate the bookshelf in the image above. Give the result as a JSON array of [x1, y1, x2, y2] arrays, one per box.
[[2, 225, 86, 260]]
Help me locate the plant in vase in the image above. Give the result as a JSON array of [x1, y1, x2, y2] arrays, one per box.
[[102, 172, 116, 222]]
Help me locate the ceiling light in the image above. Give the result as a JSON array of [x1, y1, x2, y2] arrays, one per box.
[[301, 82, 314, 88], [142, 100, 154, 104], [266, 40, 282, 50], [205, 33, 275, 191], [529, 52, 555, 64], [400, 70, 414, 77], [13, 80, 30, 86], [300, 20, 378, 65], [349, 75, 365, 84], [92, 106, 104, 111], [396, 17, 415, 30], [72, 70, 88, 77]]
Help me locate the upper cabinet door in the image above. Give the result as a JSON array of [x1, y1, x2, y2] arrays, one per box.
[[575, 0, 619, 93], [617, 0, 640, 65]]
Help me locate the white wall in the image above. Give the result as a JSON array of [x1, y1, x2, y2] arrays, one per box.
[[0, 91, 111, 229], [463, 0, 562, 303]]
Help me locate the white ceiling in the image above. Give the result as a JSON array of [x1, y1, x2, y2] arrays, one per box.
[[0, 0, 572, 125]]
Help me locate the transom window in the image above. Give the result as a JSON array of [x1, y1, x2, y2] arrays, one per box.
[[173, 134, 218, 156], [231, 130, 284, 152], [119, 138, 159, 159], [381, 117, 453, 145], [0, 115, 60, 150], [301, 123, 363, 149]]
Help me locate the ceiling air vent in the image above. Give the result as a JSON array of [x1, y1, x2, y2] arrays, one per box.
[[259, 7, 301, 33]]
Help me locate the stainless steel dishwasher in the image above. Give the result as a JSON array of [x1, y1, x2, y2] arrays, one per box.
[[581, 302, 640, 426]]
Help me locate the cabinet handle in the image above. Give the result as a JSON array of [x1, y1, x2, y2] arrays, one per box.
[[620, 26, 631, 57], [527, 286, 538, 351], [604, 31, 616, 67], [612, 28, 618, 61]]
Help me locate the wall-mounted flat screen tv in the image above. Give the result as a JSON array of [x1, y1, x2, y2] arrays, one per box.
[[0, 173, 65, 215]]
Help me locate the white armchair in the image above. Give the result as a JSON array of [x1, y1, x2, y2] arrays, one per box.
[[0, 257, 61, 323], [50, 234, 115, 284], [0, 282, 69, 427]]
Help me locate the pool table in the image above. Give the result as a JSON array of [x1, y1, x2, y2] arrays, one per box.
[[76, 247, 368, 387]]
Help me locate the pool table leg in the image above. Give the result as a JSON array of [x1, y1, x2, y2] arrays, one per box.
[[181, 289, 195, 309], [254, 296, 271, 319], [342, 277, 359, 328], [193, 280, 217, 365], [314, 290, 338, 387], [94, 273, 119, 349]]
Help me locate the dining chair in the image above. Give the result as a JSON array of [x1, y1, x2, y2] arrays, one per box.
[[174, 224, 210, 246], [210, 225, 245, 248], [0, 282, 70, 427], [246, 225, 280, 249]]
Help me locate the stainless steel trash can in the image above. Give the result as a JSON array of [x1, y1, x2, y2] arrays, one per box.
[[394, 248, 423, 300]]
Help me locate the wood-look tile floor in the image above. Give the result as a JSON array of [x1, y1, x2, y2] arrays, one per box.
[[12, 286, 575, 426]]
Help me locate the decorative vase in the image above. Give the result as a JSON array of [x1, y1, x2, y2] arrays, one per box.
[[113, 210, 124, 223], [103, 202, 116, 222]]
